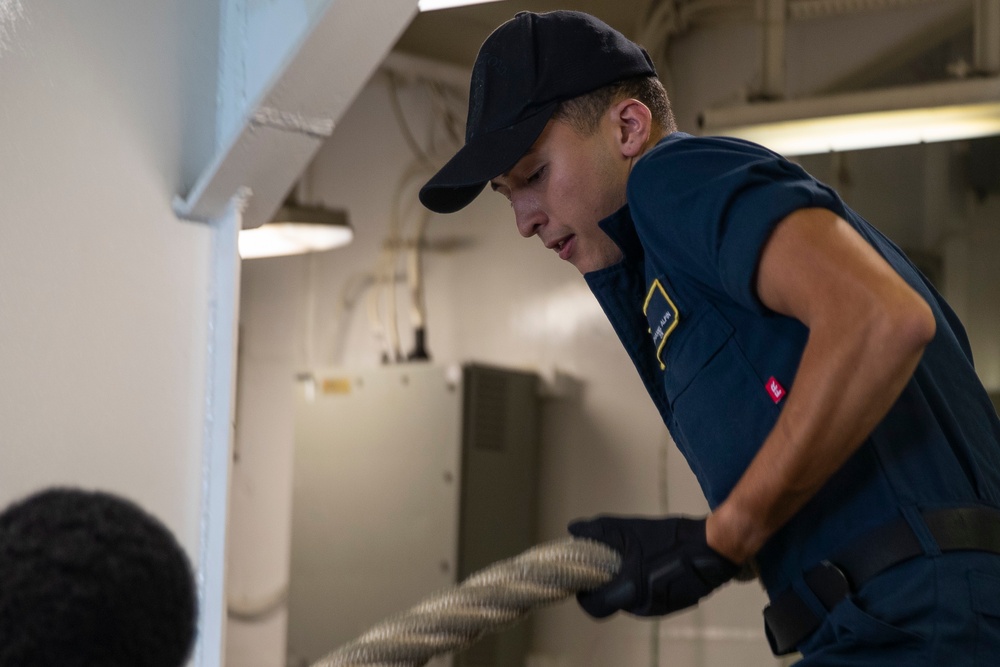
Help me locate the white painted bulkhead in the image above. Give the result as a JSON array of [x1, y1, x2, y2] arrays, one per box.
[[0, 0, 224, 662]]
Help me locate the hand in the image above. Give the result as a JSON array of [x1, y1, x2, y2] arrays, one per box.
[[567, 515, 739, 618]]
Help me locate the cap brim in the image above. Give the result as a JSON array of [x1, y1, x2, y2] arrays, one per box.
[[419, 103, 556, 214]]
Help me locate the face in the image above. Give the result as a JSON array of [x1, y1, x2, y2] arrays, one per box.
[[489, 118, 629, 274]]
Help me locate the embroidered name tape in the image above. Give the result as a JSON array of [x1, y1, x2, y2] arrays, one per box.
[[644, 279, 680, 371]]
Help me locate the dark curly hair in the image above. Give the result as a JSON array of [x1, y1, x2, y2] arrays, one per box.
[[0, 488, 198, 667]]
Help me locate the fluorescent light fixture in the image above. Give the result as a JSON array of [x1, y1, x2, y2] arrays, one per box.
[[698, 77, 1000, 156], [418, 0, 505, 11], [239, 204, 353, 259]]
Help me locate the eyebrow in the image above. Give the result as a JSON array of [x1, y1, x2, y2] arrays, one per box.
[[490, 146, 539, 191]]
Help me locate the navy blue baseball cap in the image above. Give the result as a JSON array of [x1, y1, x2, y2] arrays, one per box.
[[419, 10, 656, 214]]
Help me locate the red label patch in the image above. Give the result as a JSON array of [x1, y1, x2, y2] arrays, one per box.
[[766, 376, 786, 404]]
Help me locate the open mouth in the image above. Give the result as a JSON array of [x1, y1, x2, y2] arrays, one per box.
[[554, 235, 575, 261]]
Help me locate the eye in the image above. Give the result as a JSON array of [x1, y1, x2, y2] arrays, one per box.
[[490, 182, 511, 201], [526, 165, 546, 184]]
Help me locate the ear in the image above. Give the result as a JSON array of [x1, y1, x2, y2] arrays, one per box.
[[610, 98, 653, 159]]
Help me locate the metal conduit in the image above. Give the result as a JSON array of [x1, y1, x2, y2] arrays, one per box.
[[309, 538, 621, 667], [974, 0, 1000, 74]]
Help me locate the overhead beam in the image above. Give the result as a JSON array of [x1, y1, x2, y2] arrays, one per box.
[[175, 0, 419, 229], [813, 4, 972, 95]]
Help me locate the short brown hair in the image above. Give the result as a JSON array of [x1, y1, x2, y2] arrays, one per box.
[[553, 75, 676, 136]]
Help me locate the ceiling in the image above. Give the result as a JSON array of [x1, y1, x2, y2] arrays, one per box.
[[394, 0, 977, 87], [394, 0, 656, 68]]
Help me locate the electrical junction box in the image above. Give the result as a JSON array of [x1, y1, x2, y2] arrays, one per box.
[[286, 363, 541, 667]]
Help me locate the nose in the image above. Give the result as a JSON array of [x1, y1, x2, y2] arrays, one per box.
[[512, 196, 545, 238]]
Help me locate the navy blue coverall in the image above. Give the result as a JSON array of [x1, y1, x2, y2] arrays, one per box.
[[585, 132, 1000, 664]]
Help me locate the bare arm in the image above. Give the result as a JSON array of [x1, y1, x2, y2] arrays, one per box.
[[705, 207, 936, 564]]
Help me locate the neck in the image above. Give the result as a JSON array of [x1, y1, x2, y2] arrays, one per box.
[[629, 127, 670, 174]]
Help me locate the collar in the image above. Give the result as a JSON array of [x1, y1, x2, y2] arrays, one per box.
[[598, 203, 643, 264]]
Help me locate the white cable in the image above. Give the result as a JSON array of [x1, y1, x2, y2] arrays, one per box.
[[227, 584, 289, 622], [324, 271, 375, 366], [384, 167, 426, 361], [373, 244, 401, 362], [408, 210, 433, 331], [362, 73, 465, 363], [387, 71, 436, 170]]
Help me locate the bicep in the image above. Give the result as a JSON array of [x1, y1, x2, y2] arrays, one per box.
[[755, 208, 921, 328]]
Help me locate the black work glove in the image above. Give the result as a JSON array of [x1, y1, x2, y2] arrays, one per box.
[[568, 515, 740, 618]]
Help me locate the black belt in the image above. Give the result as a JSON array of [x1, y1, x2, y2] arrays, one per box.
[[763, 506, 1000, 656]]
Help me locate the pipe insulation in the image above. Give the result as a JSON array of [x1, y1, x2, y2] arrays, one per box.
[[309, 538, 621, 667]]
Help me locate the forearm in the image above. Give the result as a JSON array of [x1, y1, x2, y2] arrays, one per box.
[[705, 208, 937, 565], [707, 308, 931, 563]]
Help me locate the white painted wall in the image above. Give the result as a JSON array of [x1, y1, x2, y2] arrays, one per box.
[[0, 0, 228, 662], [231, 4, 1000, 667]]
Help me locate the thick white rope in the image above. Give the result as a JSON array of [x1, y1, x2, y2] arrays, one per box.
[[310, 538, 621, 667]]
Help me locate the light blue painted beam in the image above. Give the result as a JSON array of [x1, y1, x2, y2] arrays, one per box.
[[176, 0, 419, 228]]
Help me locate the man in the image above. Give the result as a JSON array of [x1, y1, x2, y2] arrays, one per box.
[[419, 10, 1000, 664], [0, 488, 198, 667]]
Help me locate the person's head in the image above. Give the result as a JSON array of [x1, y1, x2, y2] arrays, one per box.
[[419, 11, 675, 274], [0, 488, 198, 667]]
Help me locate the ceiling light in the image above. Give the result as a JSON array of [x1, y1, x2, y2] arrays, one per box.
[[418, 0, 506, 12], [238, 204, 353, 259], [698, 77, 1000, 156]]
